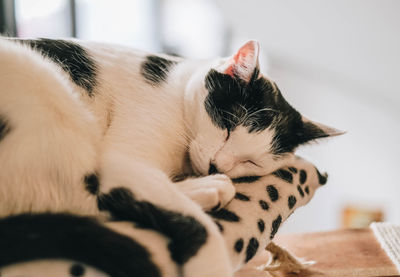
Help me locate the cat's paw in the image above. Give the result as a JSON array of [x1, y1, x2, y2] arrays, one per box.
[[176, 174, 236, 211]]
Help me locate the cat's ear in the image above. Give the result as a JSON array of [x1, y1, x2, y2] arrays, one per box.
[[222, 40, 260, 83], [299, 118, 345, 143]]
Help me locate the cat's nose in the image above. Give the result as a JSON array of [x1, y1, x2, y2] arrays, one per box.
[[208, 163, 220, 175]]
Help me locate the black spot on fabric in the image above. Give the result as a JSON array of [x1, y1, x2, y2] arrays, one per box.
[[234, 192, 250, 201], [207, 208, 240, 222], [97, 187, 207, 265], [16, 38, 97, 95], [141, 55, 177, 85], [214, 221, 224, 232], [70, 263, 85, 276], [288, 167, 298, 174], [299, 170, 307, 184], [272, 169, 293, 183], [245, 238, 259, 263], [234, 238, 244, 253], [259, 200, 269, 210], [257, 219, 265, 233], [84, 173, 99, 195], [270, 215, 282, 239], [305, 186, 310, 195], [288, 195, 297, 209], [297, 185, 305, 198], [0, 116, 11, 142], [266, 185, 279, 202], [316, 168, 328, 185], [0, 213, 161, 277], [232, 176, 261, 183]]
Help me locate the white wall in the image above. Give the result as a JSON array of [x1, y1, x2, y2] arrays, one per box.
[[216, 0, 400, 232]]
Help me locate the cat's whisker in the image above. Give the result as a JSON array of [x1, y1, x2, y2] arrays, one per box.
[[246, 107, 279, 119], [222, 110, 242, 126]]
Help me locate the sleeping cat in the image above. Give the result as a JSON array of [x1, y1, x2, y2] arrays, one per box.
[[0, 38, 340, 276]]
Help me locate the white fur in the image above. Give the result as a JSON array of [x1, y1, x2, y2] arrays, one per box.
[[0, 39, 100, 217], [176, 174, 235, 210]]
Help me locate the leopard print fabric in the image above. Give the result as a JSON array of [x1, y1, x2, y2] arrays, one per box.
[[212, 156, 327, 271]]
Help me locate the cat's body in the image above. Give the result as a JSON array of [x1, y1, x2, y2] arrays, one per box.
[[1, 39, 192, 214], [0, 38, 339, 276]]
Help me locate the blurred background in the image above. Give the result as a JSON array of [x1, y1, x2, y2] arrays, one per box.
[[1, 0, 399, 233]]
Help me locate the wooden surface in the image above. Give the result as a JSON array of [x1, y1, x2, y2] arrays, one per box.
[[235, 228, 400, 277]]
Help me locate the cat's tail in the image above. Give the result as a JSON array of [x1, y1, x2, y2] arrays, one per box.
[[0, 38, 100, 216], [0, 213, 178, 277]]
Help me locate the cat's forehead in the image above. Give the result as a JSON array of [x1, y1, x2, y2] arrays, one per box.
[[228, 125, 276, 154], [204, 69, 299, 133]]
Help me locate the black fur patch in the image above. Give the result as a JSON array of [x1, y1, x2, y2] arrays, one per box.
[[272, 169, 293, 183], [0, 116, 11, 142], [232, 176, 261, 183], [207, 208, 240, 222], [297, 185, 305, 198], [257, 219, 265, 233], [245, 238, 259, 263], [141, 55, 177, 85], [98, 187, 207, 265], [288, 195, 297, 209], [288, 167, 298, 173], [84, 173, 100, 195], [271, 118, 330, 155], [259, 200, 269, 211], [266, 185, 279, 202], [0, 213, 161, 277], [270, 215, 282, 239], [234, 192, 250, 201], [70, 264, 85, 276], [316, 168, 328, 185], [305, 186, 310, 195], [299, 170, 307, 184], [234, 238, 244, 253], [205, 69, 275, 132], [17, 38, 97, 95], [204, 69, 330, 154]]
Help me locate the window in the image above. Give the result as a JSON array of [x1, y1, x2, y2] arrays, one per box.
[[4, 0, 227, 57]]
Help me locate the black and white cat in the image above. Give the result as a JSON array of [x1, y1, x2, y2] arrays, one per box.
[[0, 38, 340, 276]]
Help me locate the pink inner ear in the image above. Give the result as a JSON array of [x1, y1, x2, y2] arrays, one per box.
[[225, 64, 235, 77], [224, 41, 258, 79]]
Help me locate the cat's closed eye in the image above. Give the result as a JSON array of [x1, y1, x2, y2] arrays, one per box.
[[243, 160, 261, 167]]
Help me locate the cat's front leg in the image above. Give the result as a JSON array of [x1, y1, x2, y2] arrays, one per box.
[[175, 174, 236, 211], [97, 150, 233, 277]]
